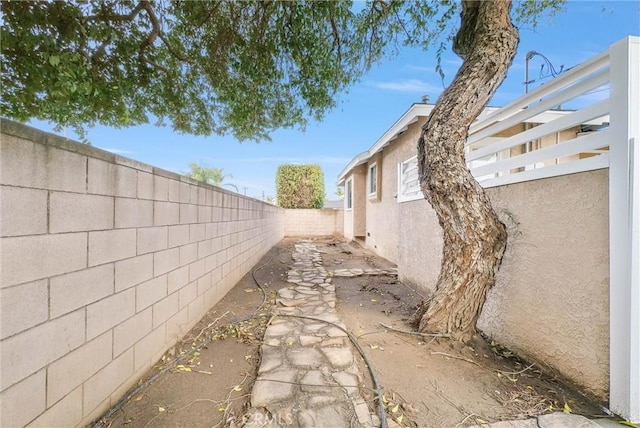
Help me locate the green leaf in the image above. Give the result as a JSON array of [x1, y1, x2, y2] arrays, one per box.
[[48, 55, 60, 67]]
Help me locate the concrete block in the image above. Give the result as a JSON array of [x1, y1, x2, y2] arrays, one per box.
[[1, 233, 87, 287], [204, 254, 217, 272], [190, 223, 206, 243], [27, 385, 82, 428], [180, 203, 198, 224], [189, 259, 205, 282], [167, 265, 190, 294], [86, 289, 135, 340], [198, 206, 212, 223], [137, 226, 168, 254], [1, 310, 85, 390], [50, 264, 114, 318], [197, 187, 207, 205], [136, 171, 154, 200], [50, 192, 113, 233], [205, 223, 218, 239], [168, 179, 181, 202], [188, 295, 205, 322], [89, 229, 137, 266], [153, 247, 180, 277], [134, 325, 166, 370], [115, 253, 153, 292], [152, 176, 169, 201], [153, 201, 179, 226], [168, 224, 189, 248], [189, 185, 198, 204], [178, 281, 198, 309], [197, 272, 212, 296], [0, 186, 48, 237], [113, 308, 152, 356], [136, 275, 167, 311], [198, 239, 213, 258], [166, 306, 189, 342], [0, 279, 48, 339], [0, 136, 86, 192], [211, 207, 222, 222], [46, 331, 112, 406], [152, 292, 179, 328], [204, 282, 223, 309], [0, 369, 46, 428], [179, 243, 198, 266], [179, 183, 191, 203], [115, 198, 153, 228], [83, 348, 134, 418], [87, 158, 137, 197]]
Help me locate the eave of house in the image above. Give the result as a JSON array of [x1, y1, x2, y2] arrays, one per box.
[[337, 103, 435, 185], [336, 102, 595, 186]]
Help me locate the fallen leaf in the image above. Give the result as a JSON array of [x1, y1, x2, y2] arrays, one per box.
[[158, 406, 166, 412], [371, 299, 377, 302], [395, 415, 404, 424], [233, 385, 242, 391], [391, 403, 400, 413], [563, 403, 572, 414]]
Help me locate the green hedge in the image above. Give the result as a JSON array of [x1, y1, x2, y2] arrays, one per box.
[[276, 164, 325, 208]]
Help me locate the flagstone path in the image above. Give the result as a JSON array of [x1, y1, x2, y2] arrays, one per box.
[[243, 241, 391, 428]]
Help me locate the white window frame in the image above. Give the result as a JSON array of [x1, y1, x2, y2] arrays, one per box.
[[345, 177, 353, 210], [397, 156, 422, 203], [368, 162, 377, 198]]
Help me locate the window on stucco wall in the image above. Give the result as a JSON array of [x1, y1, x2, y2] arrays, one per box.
[[397, 156, 422, 203], [346, 178, 353, 209], [368, 163, 377, 198]]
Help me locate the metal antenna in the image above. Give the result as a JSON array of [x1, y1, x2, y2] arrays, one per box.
[[524, 51, 564, 93]]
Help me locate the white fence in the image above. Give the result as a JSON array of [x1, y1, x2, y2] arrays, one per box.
[[466, 36, 639, 422]]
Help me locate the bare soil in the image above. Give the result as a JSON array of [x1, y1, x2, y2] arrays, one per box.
[[100, 238, 608, 428]]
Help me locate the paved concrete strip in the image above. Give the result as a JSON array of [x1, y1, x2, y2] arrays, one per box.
[[244, 241, 378, 428], [470, 412, 623, 428]]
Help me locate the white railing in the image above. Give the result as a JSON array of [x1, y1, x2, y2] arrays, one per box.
[[465, 44, 614, 188], [466, 36, 639, 422]]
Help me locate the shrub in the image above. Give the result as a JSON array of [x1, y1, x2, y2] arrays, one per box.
[[276, 164, 325, 208]]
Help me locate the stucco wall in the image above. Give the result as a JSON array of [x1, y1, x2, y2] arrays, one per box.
[[397, 169, 610, 400], [0, 119, 285, 428], [364, 121, 425, 264], [284, 209, 343, 237], [479, 169, 610, 400]]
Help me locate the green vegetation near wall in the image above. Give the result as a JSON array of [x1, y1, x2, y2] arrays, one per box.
[[276, 164, 325, 209]]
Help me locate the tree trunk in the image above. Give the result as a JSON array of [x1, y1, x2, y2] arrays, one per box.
[[410, 0, 518, 341]]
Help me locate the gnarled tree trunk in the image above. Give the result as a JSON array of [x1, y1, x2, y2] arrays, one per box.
[[410, 0, 518, 341]]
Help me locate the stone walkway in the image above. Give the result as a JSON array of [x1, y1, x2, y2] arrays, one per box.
[[243, 240, 623, 428], [243, 241, 380, 428]]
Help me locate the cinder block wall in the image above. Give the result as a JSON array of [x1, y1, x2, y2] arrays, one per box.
[[284, 209, 343, 237], [0, 119, 285, 428]]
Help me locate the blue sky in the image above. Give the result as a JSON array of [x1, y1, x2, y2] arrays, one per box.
[[29, 0, 639, 201]]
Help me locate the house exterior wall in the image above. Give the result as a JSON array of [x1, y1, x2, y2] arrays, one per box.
[[341, 109, 609, 401], [363, 118, 427, 264], [0, 119, 285, 428], [396, 169, 610, 400], [343, 166, 368, 239], [284, 209, 343, 237]]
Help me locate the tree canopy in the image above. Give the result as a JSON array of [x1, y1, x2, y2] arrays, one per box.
[[186, 161, 234, 189], [0, 1, 562, 140]]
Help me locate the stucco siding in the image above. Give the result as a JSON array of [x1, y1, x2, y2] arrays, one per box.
[[479, 168, 610, 400], [395, 169, 610, 400]]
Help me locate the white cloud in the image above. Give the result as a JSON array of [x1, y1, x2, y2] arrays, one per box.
[[368, 79, 441, 93]]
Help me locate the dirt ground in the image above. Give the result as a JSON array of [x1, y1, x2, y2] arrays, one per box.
[[99, 238, 609, 428]]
